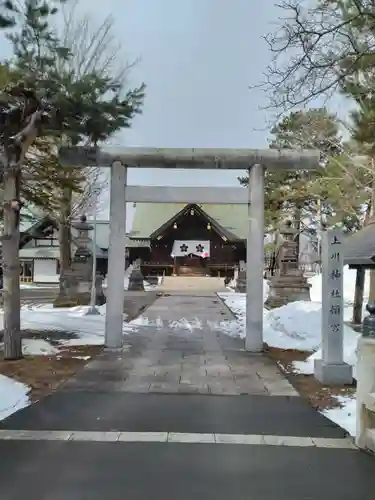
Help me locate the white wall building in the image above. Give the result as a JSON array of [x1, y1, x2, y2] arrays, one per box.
[[17, 218, 110, 284]]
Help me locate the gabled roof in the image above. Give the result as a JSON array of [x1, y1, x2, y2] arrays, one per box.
[[149, 204, 238, 241], [129, 203, 249, 240], [20, 216, 57, 247], [19, 216, 109, 257]]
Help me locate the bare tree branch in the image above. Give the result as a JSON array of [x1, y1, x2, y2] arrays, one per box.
[[71, 166, 108, 217], [258, 0, 375, 111], [59, 0, 139, 86], [51, 3, 137, 215]]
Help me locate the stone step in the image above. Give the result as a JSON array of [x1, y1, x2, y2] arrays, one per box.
[[158, 276, 227, 292], [178, 266, 206, 276]]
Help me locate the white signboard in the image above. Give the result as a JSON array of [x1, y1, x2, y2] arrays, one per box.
[[321, 230, 344, 364], [171, 240, 210, 258]]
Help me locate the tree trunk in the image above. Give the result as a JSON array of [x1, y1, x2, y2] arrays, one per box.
[[55, 187, 73, 304], [369, 271, 375, 302], [3, 169, 22, 360], [58, 221, 72, 282], [353, 267, 365, 325]]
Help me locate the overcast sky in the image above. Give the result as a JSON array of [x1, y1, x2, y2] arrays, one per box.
[[88, 0, 286, 226], [1, 0, 349, 228]]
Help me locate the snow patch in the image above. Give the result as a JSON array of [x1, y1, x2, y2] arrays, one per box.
[[322, 396, 356, 437], [0, 374, 30, 421], [0, 302, 138, 347], [22, 339, 59, 356], [309, 266, 370, 306]]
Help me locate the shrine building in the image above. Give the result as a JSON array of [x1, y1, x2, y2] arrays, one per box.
[[126, 203, 247, 277]]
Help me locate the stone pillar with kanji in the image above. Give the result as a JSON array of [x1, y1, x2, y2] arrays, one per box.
[[314, 229, 352, 385]]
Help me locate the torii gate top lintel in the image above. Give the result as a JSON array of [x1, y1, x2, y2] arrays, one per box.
[[59, 146, 321, 171]]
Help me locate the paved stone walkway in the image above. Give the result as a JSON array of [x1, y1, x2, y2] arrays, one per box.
[[62, 294, 296, 396]]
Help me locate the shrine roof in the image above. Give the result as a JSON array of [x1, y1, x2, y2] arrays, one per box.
[[129, 203, 248, 240], [344, 222, 375, 267]]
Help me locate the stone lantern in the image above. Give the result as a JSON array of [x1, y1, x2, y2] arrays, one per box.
[[54, 215, 105, 307], [235, 260, 246, 293], [73, 215, 93, 272], [265, 220, 311, 308], [127, 258, 145, 291]]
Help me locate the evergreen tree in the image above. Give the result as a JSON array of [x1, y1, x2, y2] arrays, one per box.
[[0, 0, 146, 357], [8, 1, 145, 304], [239, 108, 367, 231]]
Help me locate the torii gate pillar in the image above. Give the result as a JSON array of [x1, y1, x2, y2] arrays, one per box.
[[246, 164, 264, 351]]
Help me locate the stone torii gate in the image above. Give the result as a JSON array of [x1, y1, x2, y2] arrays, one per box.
[[59, 147, 320, 352]]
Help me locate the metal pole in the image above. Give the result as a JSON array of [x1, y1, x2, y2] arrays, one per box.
[[246, 164, 264, 352], [87, 198, 99, 315], [105, 161, 127, 348]]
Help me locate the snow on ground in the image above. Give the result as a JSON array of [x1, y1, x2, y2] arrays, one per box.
[[322, 395, 357, 437], [219, 266, 365, 437], [20, 283, 39, 289], [20, 283, 58, 289], [220, 266, 363, 359], [218, 295, 328, 351], [309, 266, 370, 306], [291, 266, 365, 378], [0, 303, 138, 348], [0, 374, 30, 421], [6, 266, 158, 350], [293, 328, 359, 379], [219, 281, 323, 350], [22, 339, 59, 356]]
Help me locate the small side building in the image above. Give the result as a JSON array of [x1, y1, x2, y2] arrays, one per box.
[[344, 220, 375, 269], [127, 203, 247, 277], [343, 220, 375, 324], [17, 217, 110, 284]]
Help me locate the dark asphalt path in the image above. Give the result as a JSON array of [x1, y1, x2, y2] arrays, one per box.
[[0, 440, 374, 500], [0, 392, 347, 438]]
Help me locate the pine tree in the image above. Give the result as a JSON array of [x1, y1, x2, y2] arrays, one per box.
[[10, 1, 145, 305], [239, 108, 367, 231], [0, 0, 145, 357]]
